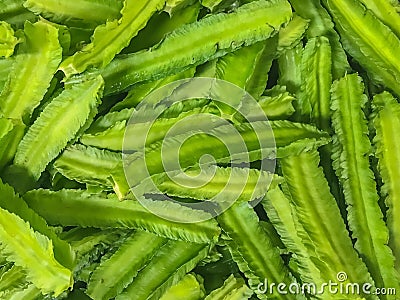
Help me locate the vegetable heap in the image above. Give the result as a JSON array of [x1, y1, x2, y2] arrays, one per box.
[[0, 0, 400, 299]]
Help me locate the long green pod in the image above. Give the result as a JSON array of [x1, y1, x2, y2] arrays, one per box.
[[50, 170, 85, 191], [279, 36, 336, 126], [371, 92, 400, 270], [0, 20, 62, 123], [0, 22, 19, 58], [217, 202, 297, 299], [53, 144, 121, 189], [80, 119, 328, 197], [160, 274, 205, 300], [358, 0, 400, 38], [205, 274, 253, 300], [331, 74, 400, 291], [124, 120, 329, 187], [84, 90, 296, 151], [116, 240, 210, 300], [221, 242, 258, 296], [263, 187, 337, 300], [24, 189, 221, 244], [101, 0, 292, 95], [24, 0, 123, 28], [60, 0, 165, 76], [152, 167, 273, 203], [87, 230, 168, 300], [280, 150, 375, 297], [278, 43, 302, 96], [288, 0, 349, 79], [297, 36, 332, 131], [0, 0, 36, 27], [323, 0, 400, 97], [90, 119, 328, 165], [259, 220, 285, 251], [297, 36, 343, 204], [14, 75, 104, 180], [0, 207, 72, 296], [81, 107, 221, 151], [0, 180, 74, 270]]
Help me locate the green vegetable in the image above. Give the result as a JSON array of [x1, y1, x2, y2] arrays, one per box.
[[87, 230, 168, 300], [297, 36, 332, 131], [277, 15, 309, 53], [330, 74, 399, 290], [110, 67, 196, 112], [59, 0, 165, 76], [323, 0, 400, 97], [0, 1, 399, 299], [357, 0, 400, 38], [0, 20, 62, 123], [116, 241, 210, 300], [164, 0, 196, 15], [217, 202, 298, 299], [24, 189, 221, 243], [24, 0, 123, 28], [0, 207, 72, 296], [14, 75, 104, 180], [280, 150, 375, 297], [263, 187, 329, 299], [101, 0, 292, 94], [371, 92, 400, 270], [288, 0, 349, 79], [53, 144, 121, 189], [151, 167, 274, 203], [123, 120, 329, 189], [0, 180, 74, 269]]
